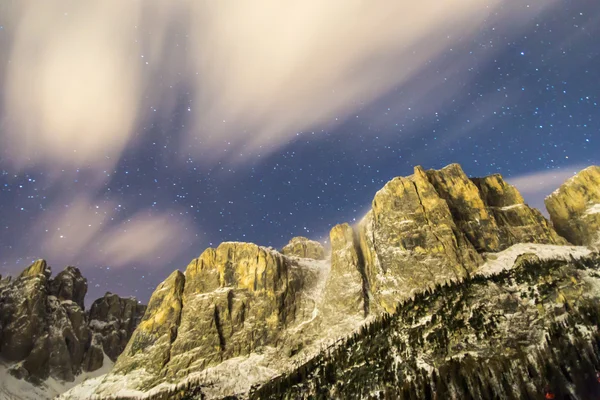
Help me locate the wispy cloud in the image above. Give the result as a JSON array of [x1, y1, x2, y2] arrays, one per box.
[[1, 0, 560, 174], [16, 193, 196, 270], [506, 166, 587, 214]]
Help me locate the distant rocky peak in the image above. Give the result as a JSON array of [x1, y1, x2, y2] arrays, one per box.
[[49, 265, 87, 309], [546, 165, 600, 247], [0, 259, 145, 385], [282, 236, 325, 260]]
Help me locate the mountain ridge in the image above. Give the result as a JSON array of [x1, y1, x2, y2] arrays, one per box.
[[2, 162, 599, 399], [56, 163, 600, 399]]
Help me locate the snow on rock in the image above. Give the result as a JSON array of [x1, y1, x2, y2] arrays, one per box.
[[2, 354, 113, 400], [478, 243, 591, 276], [500, 203, 525, 211], [585, 203, 600, 216]]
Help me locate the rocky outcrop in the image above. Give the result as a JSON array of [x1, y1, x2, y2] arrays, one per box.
[[18, 259, 51, 279], [1, 260, 49, 364], [545, 166, 600, 247], [110, 242, 305, 385], [114, 270, 184, 378], [88, 293, 146, 362], [425, 164, 502, 252], [0, 260, 144, 384], [423, 164, 566, 252], [282, 237, 325, 260], [322, 224, 367, 317], [86, 242, 346, 397], [0, 261, 87, 382], [49, 266, 87, 309], [168, 243, 298, 375], [352, 164, 566, 313], [473, 174, 567, 247]]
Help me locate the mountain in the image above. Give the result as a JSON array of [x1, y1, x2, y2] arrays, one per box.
[[56, 163, 600, 400], [0, 261, 145, 399], [546, 165, 600, 249]]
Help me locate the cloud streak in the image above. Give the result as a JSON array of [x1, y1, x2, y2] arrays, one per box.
[[22, 193, 196, 271], [506, 166, 587, 214], [1, 0, 560, 173]]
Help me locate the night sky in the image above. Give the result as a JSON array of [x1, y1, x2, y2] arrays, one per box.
[[0, 1, 598, 305]]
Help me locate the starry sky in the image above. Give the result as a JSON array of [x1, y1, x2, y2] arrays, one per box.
[[0, 0, 598, 305]]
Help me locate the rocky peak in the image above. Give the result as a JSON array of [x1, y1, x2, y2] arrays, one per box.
[[471, 173, 524, 207], [18, 259, 51, 279], [166, 242, 302, 378], [425, 163, 501, 252], [114, 270, 185, 376], [184, 242, 290, 295], [359, 165, 482, 312], [423, 164, 566, 251], [0, 260, 145, 385], [49, 266, 87, 309], [99, 242, 316, 392], [282, 236, 325, 260], [545, 165, 600, 247], [471, 173, 567, 248]]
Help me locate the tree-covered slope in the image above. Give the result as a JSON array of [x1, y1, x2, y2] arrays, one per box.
[[249, 254, 600, 400]]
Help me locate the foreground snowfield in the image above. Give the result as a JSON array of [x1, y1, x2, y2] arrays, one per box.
[[0, 354, 113, 400]]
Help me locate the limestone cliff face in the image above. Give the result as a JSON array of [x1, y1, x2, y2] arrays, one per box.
[[0, 260, 145, 384], [545, 166, 600, 247], [424, 164, 565, 252], [322, 224, 366, 317], [354, 164, 566, 313], [358, 166, 482, 312], [49, 266, 88, 309], [1, 260, 50, 364], [282, 237, 325, 260], [114, 270, 184, 378], [165, 242, 300, 379], [104, 242, 309, 390], [425, 164, 501, 252], [473, 174, 567, 247]]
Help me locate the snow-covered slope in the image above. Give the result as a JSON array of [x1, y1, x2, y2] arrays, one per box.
[[478, 243, 592, 276], [0, 354, 113, 400]]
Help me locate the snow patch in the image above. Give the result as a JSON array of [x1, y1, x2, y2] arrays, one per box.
[[478, 243, 591, 276], [88, 319, 110, 330], [584, 203, 600, 216], [2, 353, 113, 400], [500, 203, 525, 211]]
